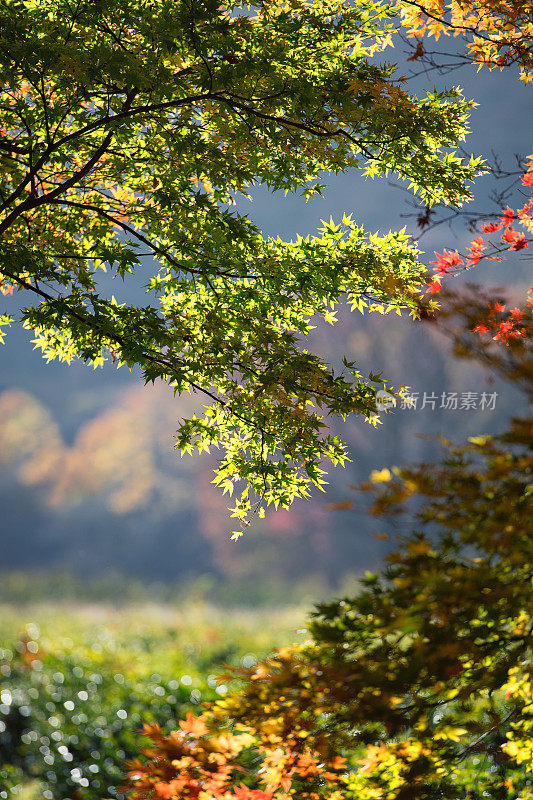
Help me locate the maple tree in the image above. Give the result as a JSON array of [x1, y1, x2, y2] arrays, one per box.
[[0, 0, 481, 535], [121, 290, 532, 800]]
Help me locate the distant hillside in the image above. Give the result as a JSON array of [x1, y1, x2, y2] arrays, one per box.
[[0, 304, 521, 586]]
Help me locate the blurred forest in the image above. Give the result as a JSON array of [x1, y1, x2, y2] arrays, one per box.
[[0, 302, 527, 597]]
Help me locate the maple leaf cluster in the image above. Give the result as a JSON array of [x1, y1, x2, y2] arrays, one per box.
[[472, 293, 532, 342], [121, 708, 347, 800], [425, 159, 533, 344], [400, 0, 533, 84]]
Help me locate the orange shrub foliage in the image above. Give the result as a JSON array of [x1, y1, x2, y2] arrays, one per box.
[[122, 701, 347, 800], [121, 318, 532, 800]]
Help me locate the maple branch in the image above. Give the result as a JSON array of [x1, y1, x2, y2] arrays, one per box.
[[400, 1, 510, 46], [0, 262, 227, 410], [48, 92, 215, 150], [0, 91, 138, 225], [0, 254, 271, 437], [52, 198, 205, 275], [214, 95, 375, 160], [50, 198, 249, 279], [0, 139, 29, 155]]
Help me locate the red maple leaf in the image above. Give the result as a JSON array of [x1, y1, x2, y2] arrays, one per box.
[[501, 227, 519, 243], [509, 308, 524, 323], [429, 249, 463, 275], [426, 277, 442, 294], [500, 206, 516, 226], [510, 235, 529, 251], [521, 171, 533, 187], [494, 321, 521, 342], [490, 301, 506, 314], [481, 221, 502, 233], [473, 322, 490, 335], [466, 236, 486, 267]]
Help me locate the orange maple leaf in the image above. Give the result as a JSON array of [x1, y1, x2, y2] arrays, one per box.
[[501, 227, 519, 243], [500, 207, 516, 226], [509, 235, 529, 250], [179, 711, 209, 737], [154, 781, 180, 799]]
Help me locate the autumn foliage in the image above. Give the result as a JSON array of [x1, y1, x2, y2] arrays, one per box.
[[122, 308, 532, 799], [400, 0, 533, 83], [425, 157, 533, 344], [0, 0, 484, 535], [396, 0, 533, 351]]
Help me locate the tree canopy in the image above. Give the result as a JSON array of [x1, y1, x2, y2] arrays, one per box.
[[0, 0, 479, 534]]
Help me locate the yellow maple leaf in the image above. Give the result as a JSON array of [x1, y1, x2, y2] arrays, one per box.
[[370, 468, 392, 483]]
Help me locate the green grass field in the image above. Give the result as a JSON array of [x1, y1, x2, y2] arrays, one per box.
[[0, 602, 309, 800], [0, 601, 309, 676]]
